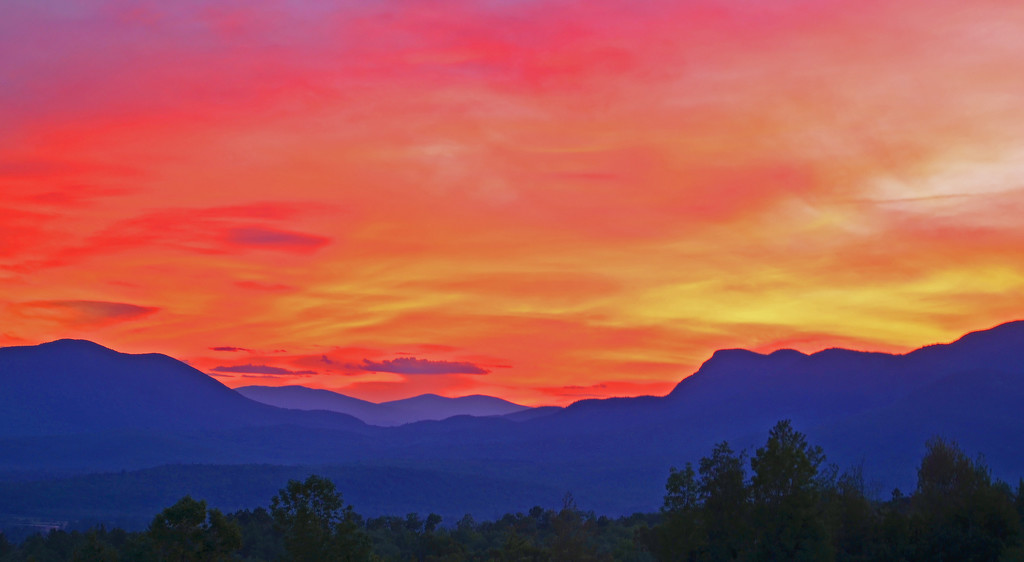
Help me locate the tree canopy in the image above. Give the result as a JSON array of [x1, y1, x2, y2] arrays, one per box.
[[269, 475, 371, 561]]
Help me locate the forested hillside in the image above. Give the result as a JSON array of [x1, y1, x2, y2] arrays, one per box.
[[3, 421, 1023, 561]]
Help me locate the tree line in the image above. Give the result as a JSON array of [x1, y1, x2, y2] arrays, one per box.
[[2, 420, 1024, 561]]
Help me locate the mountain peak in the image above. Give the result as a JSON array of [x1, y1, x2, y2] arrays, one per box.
[[769, 348, 807, 359], [708, 348, 763, 360], [694, 348, 771, 375], [237, 387, 531, 426], [0, 339, 365, 438], [35, 338, 118, 353], [952, 319, 1024, 345]]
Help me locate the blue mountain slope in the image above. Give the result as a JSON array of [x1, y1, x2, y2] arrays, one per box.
[[517, 320, 1024, 491], [545, 321, 1024, 437], [236, 385, 400, 425], [237, 386, 531, 426], [380, 393, 529, 421], [0, 339, 367, 438]]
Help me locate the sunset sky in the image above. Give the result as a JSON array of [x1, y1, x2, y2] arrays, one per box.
[[3, 0, 1024, 406]]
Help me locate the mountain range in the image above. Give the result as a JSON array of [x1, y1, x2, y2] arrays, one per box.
[[235, 385, 532, 426], [2, 321, 1024, 527]]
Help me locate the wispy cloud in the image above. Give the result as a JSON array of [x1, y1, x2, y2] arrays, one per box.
[[355, 357, 490, 375], [234, 280, 293, 292], [5, 203, 334, 272], [13, 300, 158, 327], [223, 226, 330, 253], [212, 364, 317, 375]]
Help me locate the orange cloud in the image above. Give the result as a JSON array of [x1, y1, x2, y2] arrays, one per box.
[[12, 300, 159, 328], [212, 364, 317, 376]]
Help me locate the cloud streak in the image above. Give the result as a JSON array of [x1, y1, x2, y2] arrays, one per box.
[[212, 364, 317, 375], [223, 226, 331, 253], [355, 357, 490, 375], [13, 300, 159, 327]]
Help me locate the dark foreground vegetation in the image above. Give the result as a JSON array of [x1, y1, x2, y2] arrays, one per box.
[[3, 420, 1024, 561]]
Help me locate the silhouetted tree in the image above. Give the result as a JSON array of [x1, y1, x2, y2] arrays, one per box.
[[71, 530, 120, 562], [19, 531, 76, 562], [147, 495, 241, 561], [270, 475, 371, 561], [821, 464, 876, 561], [1016, 479, 1024, 520], [451, 513, 487, 554], [749, 420, 831, 561], [658, 462, 704, 560], [230, 507, 284, 561], [548, 493, 606, 561], [425, 513, 443, 534], [493, 529, 548, 561], [697, 441, 750, 561], [874, 488, 912, 561], [912, 437, 1020, 561]]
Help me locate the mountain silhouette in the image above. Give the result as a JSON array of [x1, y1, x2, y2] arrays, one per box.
[[2, 321, 1024, 520], [0, 339, 366, 439], [236, 386, 530, 426], [517, 320, 1024, 492], [235, 385, 393, 425]]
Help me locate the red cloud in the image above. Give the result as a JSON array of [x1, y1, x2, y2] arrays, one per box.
[[212, 364, 317, 375], [223, 226, 330, 253], [356, 357, 490, 375], [13, 300, 159, 327]]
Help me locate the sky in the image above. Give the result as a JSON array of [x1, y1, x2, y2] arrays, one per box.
[[3, 0, 1024, 406]]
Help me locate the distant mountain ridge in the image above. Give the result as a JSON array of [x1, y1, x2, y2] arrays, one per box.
[[2, 320, 1024, 521], [235, 385, 532, 426], [0, 339, 367, 439]]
